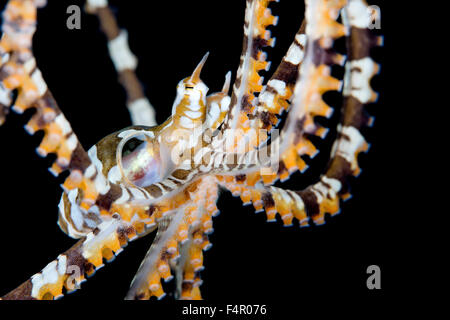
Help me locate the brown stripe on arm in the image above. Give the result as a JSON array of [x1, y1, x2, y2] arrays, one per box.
[[296, 189, 320, 218], [1, 279, 36, 300], [252, 19, 306, 131], [0, 96, 10, 125], [96, 183, 123, 211], [270, 19, 306, 86], [95, 6, 120, 39]]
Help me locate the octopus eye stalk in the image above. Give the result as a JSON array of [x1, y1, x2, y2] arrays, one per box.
[[116, 131, 169, 188], [189, 51, 209, 84]]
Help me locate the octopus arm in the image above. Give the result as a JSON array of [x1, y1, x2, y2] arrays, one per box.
[[126, 177, 218, 300], [2, 219, 137, 300], [223, 0, 278, 132], [85, 1, 156, 127], [0, 0, 106, 211], [219, 0, 382, 227]]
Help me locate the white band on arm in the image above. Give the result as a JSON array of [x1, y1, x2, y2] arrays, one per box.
[[128, 98, 156, 126], [86, 0, 108, 8], [107, 30, 138, 71]]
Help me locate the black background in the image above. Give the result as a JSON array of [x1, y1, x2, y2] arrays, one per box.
[[0, 0, 402, 308]]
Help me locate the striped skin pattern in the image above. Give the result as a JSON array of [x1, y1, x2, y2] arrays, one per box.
[[0, 0, 382, 300]]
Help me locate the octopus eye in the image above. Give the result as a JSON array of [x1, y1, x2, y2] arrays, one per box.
[[185, 86, 194, 90], [116, 132, 164, 188], [121, 137, 142, 157]]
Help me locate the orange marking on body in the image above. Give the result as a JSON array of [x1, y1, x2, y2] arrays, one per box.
[[281, 147, 298, 172], [35, 280, 65, 301], [265, 207, 276, 221], [177, 221, 189, 243], [314, 0, 347, 42], [147, 272, 165, 299], [246, 171, 261, 186], [261, 170, 277, 185], [240, 189, 251, 204], [296, 138, 317, 157], [157, 260, 172, 281], [189, 245, 203, 272], [292, 204, 308, 224]]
